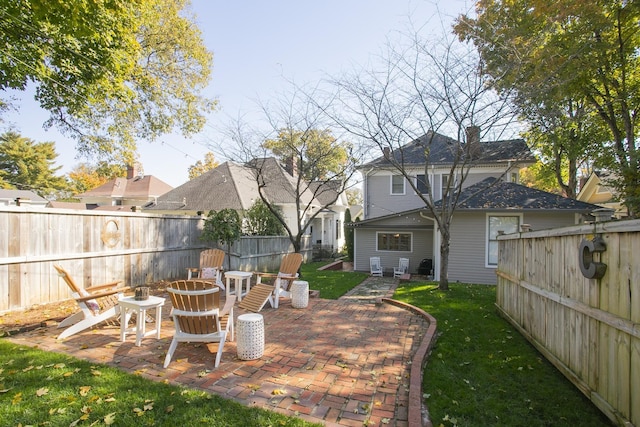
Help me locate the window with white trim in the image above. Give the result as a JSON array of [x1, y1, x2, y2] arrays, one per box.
[[391, 175, 405, 195], [377, 232, 412, 252], [487, 215, 520, 266]]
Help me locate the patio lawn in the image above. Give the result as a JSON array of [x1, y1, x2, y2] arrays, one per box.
[[394, 281, 612, 427]]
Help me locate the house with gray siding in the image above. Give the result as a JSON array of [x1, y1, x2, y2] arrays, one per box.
[[351, 130, 600, 284]]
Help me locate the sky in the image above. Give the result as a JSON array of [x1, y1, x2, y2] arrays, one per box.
[[1, 0, 471, 188]]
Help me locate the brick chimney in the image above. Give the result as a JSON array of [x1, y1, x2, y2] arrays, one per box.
[[284, 156, 298, 177], [126, 164, 137, 179], [465, 126, 481, 145]]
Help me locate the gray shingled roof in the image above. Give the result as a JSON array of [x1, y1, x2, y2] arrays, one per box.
[[144, 158, 319, 213], [144, 161, 258, 212], [359, 131, 535, 168], [351, 178, 600, 227], [438, 178, 599, 211]]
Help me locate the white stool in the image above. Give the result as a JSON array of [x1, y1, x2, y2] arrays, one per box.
[[236, 313, 264, 360], [291, 280, 309, 308]]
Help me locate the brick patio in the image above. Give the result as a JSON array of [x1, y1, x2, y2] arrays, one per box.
[[5, 277, 436, 426]]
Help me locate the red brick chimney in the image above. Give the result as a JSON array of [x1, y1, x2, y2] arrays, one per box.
[[126, 165, 137, 179]]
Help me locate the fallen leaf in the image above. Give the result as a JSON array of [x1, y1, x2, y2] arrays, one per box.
[[79, 386, 91, 396], [104, 412, 116, 425], [165, 405, 174, 413], [36, 387, 48, 397]]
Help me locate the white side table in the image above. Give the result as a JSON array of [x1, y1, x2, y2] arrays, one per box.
[[291, 280, 309, 308], [236, 313, 264, 360], [119, 295, 165, 346], [224, 271, 253, 302]]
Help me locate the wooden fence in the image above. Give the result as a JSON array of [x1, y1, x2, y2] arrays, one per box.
[[0, 206, 310, 314], [496, 218, 640, 427]]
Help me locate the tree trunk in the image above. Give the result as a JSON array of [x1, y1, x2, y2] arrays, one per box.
[[438, 228, 450, 291]]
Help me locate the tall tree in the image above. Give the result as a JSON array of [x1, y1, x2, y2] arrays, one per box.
[[263, 128, 348, 180], [331, 32, 521, 290], [188, 152, 219, 180], [0, 0, 215, 165], [455, 0, 640, 215], [0, 131, 68, 197], [228, 84, 360, 254]]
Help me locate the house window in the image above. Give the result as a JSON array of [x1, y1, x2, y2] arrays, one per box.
[[377, 232, 412, 252], [336, 219, 340, 239], [391, 175, 405, 195], [487, 215, 520, 266], [416, 174, 428, 194]]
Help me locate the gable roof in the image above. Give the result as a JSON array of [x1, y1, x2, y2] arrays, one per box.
[[144, 161, 258, 212], [351, 178, 599, 227], [144, 157, 321, 213], [248, 157, 315, 206], [77, 175, 172, 199], [359, 130, 535, 168]]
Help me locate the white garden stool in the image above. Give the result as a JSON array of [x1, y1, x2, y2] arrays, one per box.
[[236, 313, 264, 360], [290, 280, 309, 309]]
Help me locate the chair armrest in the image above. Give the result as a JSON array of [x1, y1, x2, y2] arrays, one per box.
[[84, 281, 123, 292], [75, 288, 123, 303], [220, 295, 236, 316], [255, 272, 297, 284]]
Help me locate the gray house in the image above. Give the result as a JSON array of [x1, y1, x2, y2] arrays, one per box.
[[352, 131, 599, 285]]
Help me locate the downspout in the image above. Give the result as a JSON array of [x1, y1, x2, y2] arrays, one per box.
[[363, 167, 374, 218], [419, 210, 440, 281]]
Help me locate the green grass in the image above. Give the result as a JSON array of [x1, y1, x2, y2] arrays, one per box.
[[299, 261, 369, 299], [394, 282, 612, 427], [0, 340, 321, 427]]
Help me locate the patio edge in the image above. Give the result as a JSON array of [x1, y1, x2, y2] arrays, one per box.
[[381, 298, 437, 427]]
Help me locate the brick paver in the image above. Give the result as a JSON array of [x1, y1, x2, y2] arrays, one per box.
[[6, 277, 433, 426]]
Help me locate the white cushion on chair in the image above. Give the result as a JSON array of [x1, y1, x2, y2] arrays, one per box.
[[201, 268, 218, 279]]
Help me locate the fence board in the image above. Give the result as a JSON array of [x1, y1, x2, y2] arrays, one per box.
[[1, 207, 311, 314], [496, 218, 640, 426]]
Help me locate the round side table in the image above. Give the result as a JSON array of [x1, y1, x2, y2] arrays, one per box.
[[291, 280, 309, 308], [236, 313, 264, 360]]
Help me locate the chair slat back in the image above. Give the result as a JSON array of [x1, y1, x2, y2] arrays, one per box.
[[370, 257, 381, 270], [399, 258, 409, 273], [200, 249, 225, 270], [168, 280, 221, 335], [53, 264, 82, 295], [279, 253, 303, 276]]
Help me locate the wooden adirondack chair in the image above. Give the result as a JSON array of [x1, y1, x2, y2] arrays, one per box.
[[53, 264, 125, 340], [164, 280, 235, 368], [187, 249, 225, 286], [241, 252, 304, 310]]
